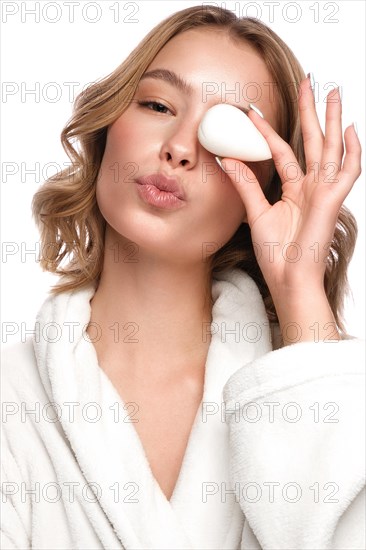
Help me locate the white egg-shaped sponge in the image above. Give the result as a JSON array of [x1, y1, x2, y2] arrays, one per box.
[[198, 103, 272, 161]]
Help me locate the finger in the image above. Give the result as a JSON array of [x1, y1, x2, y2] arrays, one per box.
[[321, 86, 344, 171], [220, 158, 271, 226], [247, 108, 305, 189], [298, 76, 325, 170], [335, 124, 362, 196]]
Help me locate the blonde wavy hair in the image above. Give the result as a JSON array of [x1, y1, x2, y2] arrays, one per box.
[[32, 4, 357, 335]]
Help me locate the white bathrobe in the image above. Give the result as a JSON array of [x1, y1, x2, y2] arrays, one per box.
[[1, 268, 365, 549]]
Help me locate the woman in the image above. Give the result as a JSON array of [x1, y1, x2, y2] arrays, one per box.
[[1, 4, 364, 549]]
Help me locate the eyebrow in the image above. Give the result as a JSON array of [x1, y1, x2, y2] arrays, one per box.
[[139, 68, 250, 114]]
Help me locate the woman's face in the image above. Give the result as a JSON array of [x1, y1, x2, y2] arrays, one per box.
[[96, 28, 277, 264]]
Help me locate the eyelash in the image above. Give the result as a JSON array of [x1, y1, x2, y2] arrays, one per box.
[[137, 100, 172, 114]]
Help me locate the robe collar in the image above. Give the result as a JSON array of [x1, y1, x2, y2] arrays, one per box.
[[34, 268, 271, 549]]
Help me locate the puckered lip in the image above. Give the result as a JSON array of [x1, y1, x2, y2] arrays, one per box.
[[136, 174, 186, 200]]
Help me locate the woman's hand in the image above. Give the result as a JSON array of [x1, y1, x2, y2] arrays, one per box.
[[219, 75, 361, 344]]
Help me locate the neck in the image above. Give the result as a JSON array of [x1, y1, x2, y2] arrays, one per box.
[[87, 227, 213, 379]]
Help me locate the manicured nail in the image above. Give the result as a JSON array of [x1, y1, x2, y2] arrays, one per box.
[[249, 103, 264, 118], [307, 72, 315, 91], [215, 156, 226, 171], [331, 85, 342, 103], [353, 122, 358, 135]]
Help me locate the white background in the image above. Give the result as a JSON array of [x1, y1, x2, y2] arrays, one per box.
[[1, 0, 365, 344]]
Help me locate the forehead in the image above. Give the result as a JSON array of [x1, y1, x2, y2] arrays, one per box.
[[144, 28, 276, 123]]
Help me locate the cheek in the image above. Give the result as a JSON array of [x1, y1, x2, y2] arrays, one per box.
[[103, 116, 137, 160], [195, 173, 246, 246], [217, 189, 246, 239], [246, 160, 274, 190], [96, 114, 142, 201], [215, 170, 246, 216], [95, 133, 132, 227]]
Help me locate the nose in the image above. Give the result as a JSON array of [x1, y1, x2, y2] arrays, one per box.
[[159, 116, 202, 169]]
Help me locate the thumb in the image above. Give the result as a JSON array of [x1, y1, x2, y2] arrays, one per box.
[[219, 157, 271, 226]]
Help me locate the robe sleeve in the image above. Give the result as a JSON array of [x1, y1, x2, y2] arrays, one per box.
[[1, 430, 31, 550], [223, 336, 365, 550]]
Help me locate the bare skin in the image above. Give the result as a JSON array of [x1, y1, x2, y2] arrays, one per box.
[[88, 29, 273, 501], [87, 28, 361, 501]]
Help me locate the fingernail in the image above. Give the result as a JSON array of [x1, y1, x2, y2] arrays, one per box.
[[353, 122, 358, 135], [249, 103, 264, 118], [307, 71, 315, 92], [215, 156, 226, 171], [332, 85, 342, 103]]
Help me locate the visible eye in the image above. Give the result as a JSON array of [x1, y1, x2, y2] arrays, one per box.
[[137, 100, 172, 114]]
